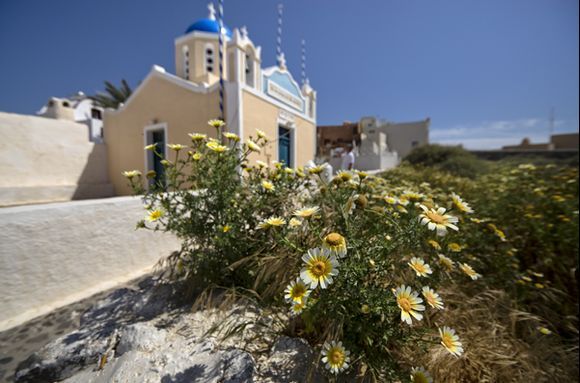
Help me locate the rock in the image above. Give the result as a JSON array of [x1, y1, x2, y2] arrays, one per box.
[[61, 322, 254, 383], [259, 336, 325, 383], [14, 277, 184, 383]]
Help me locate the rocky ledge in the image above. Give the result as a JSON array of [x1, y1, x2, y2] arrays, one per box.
[[11, 277, 325, 383]]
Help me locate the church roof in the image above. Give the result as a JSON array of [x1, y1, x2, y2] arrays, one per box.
[[185, 18, 232, 37]]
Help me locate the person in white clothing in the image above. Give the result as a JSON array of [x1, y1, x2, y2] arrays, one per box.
[[341, 144, 355, 170]]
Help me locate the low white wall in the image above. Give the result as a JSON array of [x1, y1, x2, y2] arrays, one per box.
[[0, 111, 114, 207], [0, 196, 180, 331]]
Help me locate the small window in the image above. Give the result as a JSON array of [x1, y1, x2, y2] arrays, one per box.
[[48, 100, 55, 107], [204, 44, 215, 75], [412, 140, 419, 148], [62, 101, 70, 107], [91, 108, 102, 120]]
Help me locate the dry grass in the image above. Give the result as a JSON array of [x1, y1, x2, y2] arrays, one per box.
[[408, 288, 579, 383]]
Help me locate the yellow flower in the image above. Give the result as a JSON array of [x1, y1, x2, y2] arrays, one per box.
[[552, 195, 566, 203], [334, 170, 353, 182], [293, 206, 320, 219], [408, 257, 433, 277], [290, 299, 306, 315], [246, 140, 261, 152], [284, 167, 295, 175], [411, 367, 433, 383], [222, 225, 231, 233], [167, 144, 187, 151], [144, 143, 157, 151], [257, 216, 286, 230], [206, 141, 228, 153], [361, 304, 371, 314], [261, 180, 275, 192], [402, 191, 425, 202], [384, 195, 398, 205], [256, 160, 267, 168], [300, 248, 339, 289], [428, 240, 441, 250], [356, 170, 368, 179], [208, 119, 225, 129], [147, 209, 164, 222], [459, 263, 481, 280], [421, 286, 444, 310], [322, 232, 347, 257], [146, 170, 156, 179], [394, 285, 425, 325], [537, 326, 552, 335], [122, 170, 141, 179], [308, 165, 325, 175], [418, 205, 459, 236], [448, 242, 462, 252], [439, 326, 463, 357], [256, 129, 268, 140], [321, 341, 350, 375], [438, 254, 455, 270], [223, 132, 240, 142], [284, 277, 311, 303], [188, 133, 207, 141], [192, 153, 202, 161], [288, 218, 302, 227], [450, 192, 474, 214]]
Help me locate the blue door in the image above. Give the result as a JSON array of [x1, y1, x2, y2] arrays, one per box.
[[278, 126, 291, 167], [151, 130, 166, 187]]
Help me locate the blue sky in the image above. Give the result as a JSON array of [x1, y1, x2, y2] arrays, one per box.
[[0, 0, 578, 149]]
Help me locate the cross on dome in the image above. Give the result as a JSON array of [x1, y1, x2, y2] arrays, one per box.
[[277, 52, 287, 70], [240, 26, 248, 39]]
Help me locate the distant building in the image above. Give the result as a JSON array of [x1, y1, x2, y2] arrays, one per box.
[[317, 116, 430, 171], [37, 92, 104, 143], [502, 133, 579, 151]]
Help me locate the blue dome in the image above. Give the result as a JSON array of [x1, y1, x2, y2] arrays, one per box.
[[185, 18, 232, 37]]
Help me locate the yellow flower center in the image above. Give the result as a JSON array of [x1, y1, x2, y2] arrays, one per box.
[[291, 284, 306, 298], [426, 294, 436, 305], [426, 211, 446, 224], [414, 373, 430, 383], [325, 233, 343, 247], [441, 333, 454, 349], [398, 297, 412, 312], [413, 263, 426, 273], [329, 349, 345, 365], [311, 260, 329, 277]]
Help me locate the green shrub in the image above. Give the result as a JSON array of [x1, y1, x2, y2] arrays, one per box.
[[404, 144, 488, 178], [123, 122, 576, 381]]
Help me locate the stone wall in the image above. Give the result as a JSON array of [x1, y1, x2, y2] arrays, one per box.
[[0, 111, 114, 207], [0, 196, 180, 331]]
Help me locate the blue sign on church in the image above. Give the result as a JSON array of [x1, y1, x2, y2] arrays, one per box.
[[263, 70, 304, 113]]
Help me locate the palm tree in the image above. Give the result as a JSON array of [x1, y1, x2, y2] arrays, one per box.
[[90, 79, 132, 109]]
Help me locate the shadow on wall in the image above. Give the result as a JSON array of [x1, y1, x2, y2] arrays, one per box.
[[72, 143, 114, 200]]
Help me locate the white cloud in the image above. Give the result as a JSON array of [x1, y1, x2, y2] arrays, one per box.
[[430, 118, 565, 150]]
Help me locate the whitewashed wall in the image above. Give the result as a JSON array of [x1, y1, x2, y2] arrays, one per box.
[[0, 196, 180, 331], [0, 111, 113, 207]]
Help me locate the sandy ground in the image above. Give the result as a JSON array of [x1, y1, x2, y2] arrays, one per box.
[[0, 277, 146, 383]]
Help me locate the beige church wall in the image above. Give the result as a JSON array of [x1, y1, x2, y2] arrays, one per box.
[[242, 90, 316, 168], [0, 111, 113, 207], [0, 196, 180, 331], [104, 75, 220, 196]]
